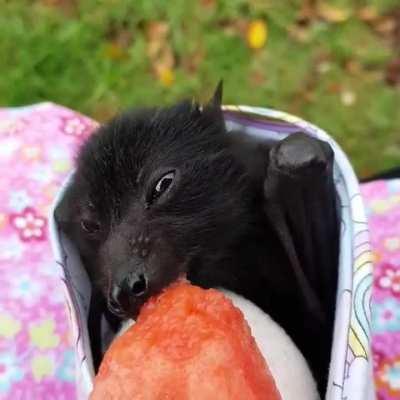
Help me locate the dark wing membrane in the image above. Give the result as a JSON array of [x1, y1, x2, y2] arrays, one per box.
[[263, 133, 340, 393]]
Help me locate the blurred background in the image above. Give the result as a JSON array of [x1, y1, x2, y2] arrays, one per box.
[[1, 0, 399, 176]]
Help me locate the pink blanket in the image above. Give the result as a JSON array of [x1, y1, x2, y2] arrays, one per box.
[[0, 103, 398, 399], [0, 103, 96, 399], [361, 180, 400, 399]]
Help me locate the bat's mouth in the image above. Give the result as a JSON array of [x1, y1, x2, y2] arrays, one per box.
[[107, 298, 130, 319], [107, 271, 189, 320]]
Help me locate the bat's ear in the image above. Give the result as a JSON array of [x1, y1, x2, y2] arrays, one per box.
[[206, 80, 223, 110], [201, 81, 224, 129]]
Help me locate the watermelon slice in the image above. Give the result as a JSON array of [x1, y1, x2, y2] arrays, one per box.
[[91, 282, 282, 400]]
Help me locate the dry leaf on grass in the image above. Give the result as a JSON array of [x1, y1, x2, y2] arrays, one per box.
[[145, 21, 176, 87], [317, 2, 351, 23], [297, 0, 317, 25], [181, 48, 205, 75], [357, 6, 379, 22], [316, 60, 332, 74], [385, 58, 400, 86], [296, 1, 350, 24], [200, 0, 216, 9], [288, 25, 313, 43], [368, 8, 400, 52], [344, 60, 362, 75], [340, 90, 357, 106], [219, 19, 248, 37], [40, 0, 77, 15], [327, 83, 342, 94], [373, 16, 397, 35]]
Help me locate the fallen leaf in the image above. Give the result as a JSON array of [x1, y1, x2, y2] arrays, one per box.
[[146, 21, 170, 59], [357, 6, 379, 22], [287, 25, 312, 43], [344, 60, 362, 75], [327, 83, 342, 94], [340, 90, 356, 106], [297, 0, 318, 25], [303, 91, 316, 102], [41, 0, 77, 15], [200, 0, 216, 8], [372, 16, 396, 35], [219, 19, 248, 37], [145, 21, 176, 86], [181, 48, 205, 74], [385, 58, 400, 86], [317, 3, 350, 23], [316, 60, 332, 74], [246, 19, 268, 50]]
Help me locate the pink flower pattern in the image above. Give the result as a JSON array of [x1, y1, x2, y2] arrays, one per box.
[[362, 179, 400, 400], [60, 115, 98, 137], [0, 103, 95, 400], [9, 207, 47, 241], [377, 264, 400, 298]]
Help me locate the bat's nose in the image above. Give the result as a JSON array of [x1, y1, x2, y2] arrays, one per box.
[[127, 272, 148, 296], [109, 272, 148, 316]]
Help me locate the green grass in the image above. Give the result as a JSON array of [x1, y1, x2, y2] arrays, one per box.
[[1, 0, 399, 176]]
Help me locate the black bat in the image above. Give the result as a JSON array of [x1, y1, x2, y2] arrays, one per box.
[[56, 83, 339, 394]]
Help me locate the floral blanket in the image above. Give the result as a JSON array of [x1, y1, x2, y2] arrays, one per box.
[[361, 180, 400, 399], [0, 103, 96, 399], [0, 102, 398, 399]]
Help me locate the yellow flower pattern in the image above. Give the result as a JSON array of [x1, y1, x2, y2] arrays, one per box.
[[29, 319, 60, 350], [0, 314, 21, 338], [53, 159, 71, 173], [31, 355, 54, 381]]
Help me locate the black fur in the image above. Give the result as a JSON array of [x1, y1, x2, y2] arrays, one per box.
[[56, 90, 338, 394]]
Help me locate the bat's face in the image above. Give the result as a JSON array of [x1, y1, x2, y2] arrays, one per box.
[[57, 100, 254, 319]]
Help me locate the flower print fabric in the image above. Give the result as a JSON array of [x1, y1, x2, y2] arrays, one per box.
[[362, 179, 400, 399], [0, 103, 97, 400]]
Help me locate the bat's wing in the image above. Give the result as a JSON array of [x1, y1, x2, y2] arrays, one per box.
[[263, 133, 339, 391]]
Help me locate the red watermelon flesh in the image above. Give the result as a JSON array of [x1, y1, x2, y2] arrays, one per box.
[[91, 282, 282, 400]]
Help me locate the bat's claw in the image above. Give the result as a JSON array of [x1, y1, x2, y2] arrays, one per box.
[[270, 132, 334, 179]]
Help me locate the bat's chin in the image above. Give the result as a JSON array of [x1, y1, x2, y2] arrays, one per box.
[[107, 299, 137, 320], [107, 294, 145, 320], [175, 272, 189, 284]]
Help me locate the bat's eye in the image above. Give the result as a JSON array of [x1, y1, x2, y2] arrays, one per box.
[[80, 219, 100, 233], [151, 171, 175, 203]]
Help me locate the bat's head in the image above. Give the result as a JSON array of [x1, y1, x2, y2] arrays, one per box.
[[56, 85, 256, 319]]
